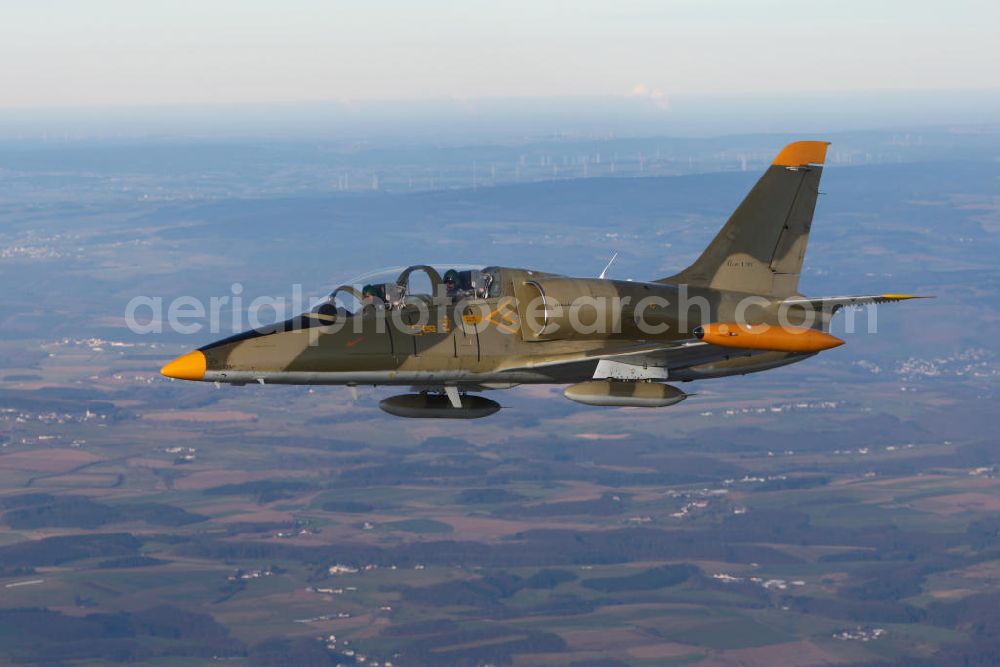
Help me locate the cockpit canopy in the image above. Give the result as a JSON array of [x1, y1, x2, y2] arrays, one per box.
[[201, 265, 512, 349], [312, 265, 505, 320]]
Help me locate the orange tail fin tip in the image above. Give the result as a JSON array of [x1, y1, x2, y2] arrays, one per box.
[[772, 141, 830, 167]]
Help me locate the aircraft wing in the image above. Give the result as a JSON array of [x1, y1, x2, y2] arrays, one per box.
[[477, 294, 932, 383], [494, 340, 729, 379], [494, 341, 692, 372]]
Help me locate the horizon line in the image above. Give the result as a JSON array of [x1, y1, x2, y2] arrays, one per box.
[[1, 86, 999, 114]]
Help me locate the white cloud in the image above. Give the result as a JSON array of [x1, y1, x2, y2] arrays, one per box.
[[629, 83, 670, 111]]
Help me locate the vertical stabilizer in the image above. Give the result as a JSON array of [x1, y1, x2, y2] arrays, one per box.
[[660, 140, 829, 297]]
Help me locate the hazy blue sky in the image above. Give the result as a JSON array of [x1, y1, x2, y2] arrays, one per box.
[[1, 0, 997, 109]]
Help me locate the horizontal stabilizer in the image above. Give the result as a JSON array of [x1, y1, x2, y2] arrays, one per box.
[[781, 294, 933, 313]]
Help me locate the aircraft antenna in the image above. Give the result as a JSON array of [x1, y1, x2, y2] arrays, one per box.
[[598, 252, 619, 279]]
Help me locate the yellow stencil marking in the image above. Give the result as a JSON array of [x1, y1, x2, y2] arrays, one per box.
[[488, 299, 520, 334]]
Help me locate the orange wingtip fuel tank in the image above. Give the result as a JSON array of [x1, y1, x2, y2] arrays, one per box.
[[694, 323, 844, 353]]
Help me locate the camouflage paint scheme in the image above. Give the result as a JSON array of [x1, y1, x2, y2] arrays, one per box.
[[161, 141, 925, 413]]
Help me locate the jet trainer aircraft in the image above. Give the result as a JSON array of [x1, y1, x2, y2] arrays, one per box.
[[161, 141, 925, 418]]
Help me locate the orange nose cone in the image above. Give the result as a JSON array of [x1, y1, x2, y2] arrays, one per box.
[[160, 351, 207, 380]]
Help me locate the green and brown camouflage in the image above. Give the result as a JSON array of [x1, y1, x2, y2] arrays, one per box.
[[160, 141, 927, 417]]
